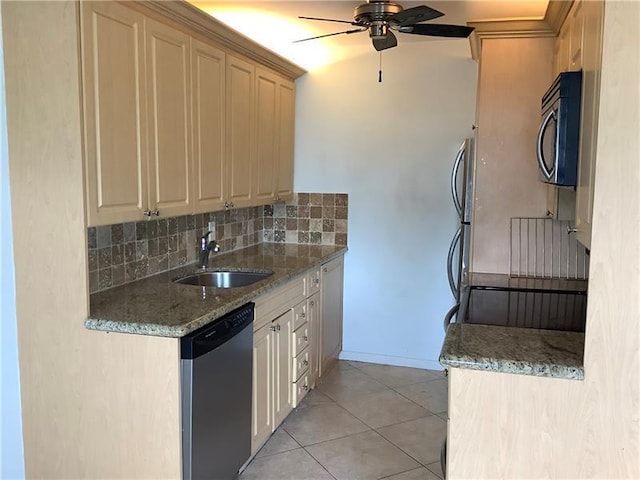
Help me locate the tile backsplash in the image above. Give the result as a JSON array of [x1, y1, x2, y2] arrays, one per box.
[[88, 193, 348, 293]]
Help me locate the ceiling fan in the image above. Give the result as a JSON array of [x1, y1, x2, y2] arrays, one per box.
[[295, 1, 475, 52]]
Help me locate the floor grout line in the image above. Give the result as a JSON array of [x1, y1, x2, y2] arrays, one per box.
[[242, 360, 448, 479]]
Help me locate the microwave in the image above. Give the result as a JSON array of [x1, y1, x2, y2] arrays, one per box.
[[536, 71, 583, 186]]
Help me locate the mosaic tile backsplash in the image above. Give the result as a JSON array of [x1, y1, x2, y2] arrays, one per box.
[[88, 193, 348, 293]]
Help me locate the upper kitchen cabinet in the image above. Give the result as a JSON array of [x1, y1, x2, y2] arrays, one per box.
[[276, 79, 296, 201], [81, 1, 305, 226], [254, 68, 278, 204], [191, 39, 226, 213], [551, 0, 604, 248], [254, 69, 296, 203], [574, 0, 604, 249], [81, 2, 148, 226], [145, 18, 192, 218], [225, 55, 255, 209]]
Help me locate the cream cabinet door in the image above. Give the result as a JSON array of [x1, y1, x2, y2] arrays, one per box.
[[575, 0, 604, 249], [307, 292, 321, 386], [252, 322, 273, 453], [191, 39, 226, 213], [321, 256, 344, 371], [276, 79, 295, 201], [81, 1, 148, 226], [254, 69, 278, 203], [226, 55, 255, 208], [272, 310, 293, 428], [145, 18, 192, 218]]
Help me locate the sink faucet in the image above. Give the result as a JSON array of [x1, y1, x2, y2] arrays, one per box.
[[199, 231, 220, 268]]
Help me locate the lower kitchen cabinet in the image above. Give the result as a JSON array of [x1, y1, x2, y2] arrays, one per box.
[[251, 309, 293, 452], [307, 292, 321, 386], [321, 255, 344, 372], [251, 255, 345, 454]]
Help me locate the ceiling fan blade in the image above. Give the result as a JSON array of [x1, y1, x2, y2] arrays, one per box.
[[293, 28, 367, 43], [399, 24, 475, 38], [372, 31, 398, 51], [388, 5, 444, 27], [298, 16, 359, 26]]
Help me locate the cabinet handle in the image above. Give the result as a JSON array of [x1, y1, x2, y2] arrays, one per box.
[[143, 209, 151, 217], [303, 360, 309, 366]]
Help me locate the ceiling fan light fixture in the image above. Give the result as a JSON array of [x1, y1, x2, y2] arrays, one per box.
[[369, 23, 389, 40]]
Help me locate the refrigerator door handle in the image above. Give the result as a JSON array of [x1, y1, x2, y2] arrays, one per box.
[[447, 226, 462, 297], [451, 144, 465, 217], [443, 303, 460, 332]]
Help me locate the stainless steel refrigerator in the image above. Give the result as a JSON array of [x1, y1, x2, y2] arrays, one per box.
[[444, 138, 474, 329], [440, 137, 475, 479]]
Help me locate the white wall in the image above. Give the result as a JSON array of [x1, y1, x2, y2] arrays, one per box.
[[294, 40, 477, 368], [0, 4, 25, 477]]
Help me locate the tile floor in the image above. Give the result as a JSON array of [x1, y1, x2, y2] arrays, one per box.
[[240, 360, 448, 480]]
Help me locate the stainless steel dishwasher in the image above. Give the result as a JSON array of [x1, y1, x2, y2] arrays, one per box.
[[181, 303, 254, 480]]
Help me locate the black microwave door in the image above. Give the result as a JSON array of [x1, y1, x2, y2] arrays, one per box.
[[537, 106, 558, 182]]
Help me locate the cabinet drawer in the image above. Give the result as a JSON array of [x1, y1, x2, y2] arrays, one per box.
[[292, 323, 309, 357], [304, 267, 321, 297], [292, 347, 310, 382], [292, 373, 310, 408], [254, 276, 305, 331], [293, 301, 307, 331]]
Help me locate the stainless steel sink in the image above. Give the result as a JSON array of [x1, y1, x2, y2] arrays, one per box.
[[173, 270, 273, 288]]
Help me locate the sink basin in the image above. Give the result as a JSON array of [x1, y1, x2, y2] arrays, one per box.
[[173, 270, 273, 288]]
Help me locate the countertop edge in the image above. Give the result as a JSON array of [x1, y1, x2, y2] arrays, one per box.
[[84, 245, 347, 338], [439, 323, 585, 381]]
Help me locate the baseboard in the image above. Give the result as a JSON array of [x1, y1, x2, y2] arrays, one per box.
[[338, 350, 444, 371]]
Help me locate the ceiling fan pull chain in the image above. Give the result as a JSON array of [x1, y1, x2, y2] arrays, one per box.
[[378, 52, 383, 83]]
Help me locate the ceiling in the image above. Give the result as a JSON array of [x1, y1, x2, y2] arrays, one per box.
[[189, 1, 550, 70]]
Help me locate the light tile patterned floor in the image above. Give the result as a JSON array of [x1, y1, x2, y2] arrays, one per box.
[[240, 360, 448, 480]]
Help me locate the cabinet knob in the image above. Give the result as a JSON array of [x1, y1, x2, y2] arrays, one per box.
[[302, 335, 308, 342], [567, 225, 579, 235], [314, 278, 320, 285], [143, 209, 151, 217], [276, 324, 281, 332], [270, 325, 277, 332], [323, 268, 328, 273], [310, 300, 315, 307], [300, 312, 306, 319], [151, 209, 160, 217], [303, 385, 309, 391], [303, 360, 309, 366]]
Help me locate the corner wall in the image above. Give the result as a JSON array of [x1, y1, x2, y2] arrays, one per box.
[[0, 4, 24, 476], [294, 41, 477, 367], [4, 3, 181, 477]]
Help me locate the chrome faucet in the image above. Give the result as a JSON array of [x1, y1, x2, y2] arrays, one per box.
[[199, 231, 220, 269]]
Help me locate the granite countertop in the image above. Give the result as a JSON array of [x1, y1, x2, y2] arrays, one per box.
[[86, 243, 347, 338], [440, 323, 585, 380], [439, 273, 587, 380]]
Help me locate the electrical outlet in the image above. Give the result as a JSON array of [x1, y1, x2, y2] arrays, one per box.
[[208, 221, 216, 237]]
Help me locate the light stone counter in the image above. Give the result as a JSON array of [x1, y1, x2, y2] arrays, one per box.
[[85, 243, 346, 337], [440, 323, 585, 380], [440, 273, 587, 380]]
